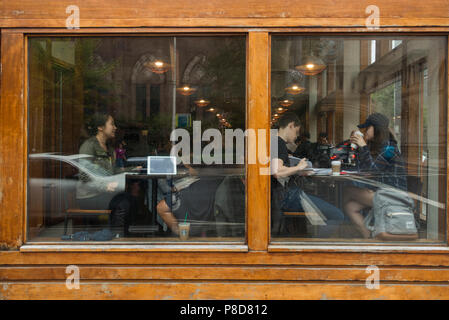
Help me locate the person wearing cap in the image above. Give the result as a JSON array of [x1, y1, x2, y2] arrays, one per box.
[[344, 112, 408, 238]]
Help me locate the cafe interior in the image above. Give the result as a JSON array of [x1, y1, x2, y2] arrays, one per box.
[[26, 35, 447, 243]]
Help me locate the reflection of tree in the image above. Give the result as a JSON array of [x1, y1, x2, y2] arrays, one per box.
[[73, 39, 119, 117], [34, 38, 118, 114], [201, 38, 246, 130], [370, 83, 395, 122], [32, 38, 119, 150], [147, 114, 173, 154], [370, 82, 403, 144]]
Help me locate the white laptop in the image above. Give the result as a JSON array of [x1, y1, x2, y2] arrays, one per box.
[[147, 156, 177, 175]]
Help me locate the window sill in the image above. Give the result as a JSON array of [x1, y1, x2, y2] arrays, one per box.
[[268, 243, 449, 253], [20, 243, 249, 253]]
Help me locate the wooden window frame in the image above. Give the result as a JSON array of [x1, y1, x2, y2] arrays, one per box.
[[269, 32, 448, 248], [1, 29, 271, 253], [1, 28, 449, 267]]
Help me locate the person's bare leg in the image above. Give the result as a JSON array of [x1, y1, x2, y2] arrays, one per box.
[[156, 200, 179, 235], [343, 188, 375, 238], [343, 186, 370, 205], [344, 200, 371, 238]]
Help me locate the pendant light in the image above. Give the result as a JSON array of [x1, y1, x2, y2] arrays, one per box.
[[145, 59, 170, 74], [275, 107, 287, 114], [279, 98, 294, 108], [285, 84, 305, 95], [194, 98, 210, 108], [176, 85, 196, 96], [295, 39, 326, 76]]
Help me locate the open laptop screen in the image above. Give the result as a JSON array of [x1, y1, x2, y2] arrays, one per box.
[[147, 156, 177, 175]]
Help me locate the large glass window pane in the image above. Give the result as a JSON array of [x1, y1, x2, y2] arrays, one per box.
[[28, 36, 246, 242], [270, 36, 447, 243]]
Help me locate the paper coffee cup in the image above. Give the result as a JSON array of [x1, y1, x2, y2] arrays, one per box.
[[351, 130, 364, 149], [178, 222, 190, 240], [331, 160, 341, 176]]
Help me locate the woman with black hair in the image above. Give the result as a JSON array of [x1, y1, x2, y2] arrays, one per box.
[[343, 113, 408, 238], [76, 112, 120, 210]]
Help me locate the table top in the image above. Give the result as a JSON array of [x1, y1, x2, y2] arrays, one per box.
[[301, 167, 374, 177], [126, 167, 245, 179]]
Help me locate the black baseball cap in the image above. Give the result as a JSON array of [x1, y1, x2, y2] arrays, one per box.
[[357, 113, 389, 129]]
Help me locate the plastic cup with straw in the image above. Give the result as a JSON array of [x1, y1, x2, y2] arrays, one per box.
[[178, 211, 190, 240]]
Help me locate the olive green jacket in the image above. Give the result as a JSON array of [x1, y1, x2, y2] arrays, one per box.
[[76, 136, 117, 199]]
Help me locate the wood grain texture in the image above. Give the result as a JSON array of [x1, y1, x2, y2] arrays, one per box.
[[247, 32, 270, 251], [10, 27, 449, 34], [2, 2, 449, 299], [2, 282, 449, 300], [1, 0, 449, 28], [5, 250, 449, 267], [2, 265, 449, 282], [66, 209, 111, 214], [0, 31, 25, 249]]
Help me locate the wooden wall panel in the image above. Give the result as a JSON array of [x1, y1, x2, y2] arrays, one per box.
[[2, 265, 449, 282], [1, 0, 449, 28], [0, 31, 25, 249], [1, 0, 449, 300], [2, 282, 449, 300], [5, 250, 449, 267]]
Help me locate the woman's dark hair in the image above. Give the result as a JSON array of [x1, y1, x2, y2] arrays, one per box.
[[368, 125, 397, 157], [86, 112, 113, 136]]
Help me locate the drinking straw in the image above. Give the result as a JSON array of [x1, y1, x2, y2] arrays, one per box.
[[184, 212, 188, 223]]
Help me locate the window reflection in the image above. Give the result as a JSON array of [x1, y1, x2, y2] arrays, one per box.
[[271, 36, 447, 242], [28, 36, 246, 242]]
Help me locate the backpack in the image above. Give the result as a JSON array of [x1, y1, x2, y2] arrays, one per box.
[[364, 188, 418, 241]]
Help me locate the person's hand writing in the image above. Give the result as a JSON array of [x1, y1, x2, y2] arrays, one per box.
[[106, 181, 119, 192], [350, 132, 367, 147]]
